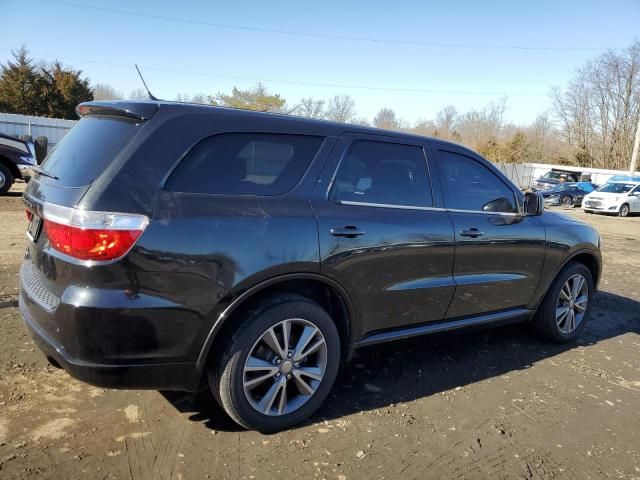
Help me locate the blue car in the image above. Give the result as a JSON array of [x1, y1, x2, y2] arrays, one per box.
[[540, 182, 597, 207]]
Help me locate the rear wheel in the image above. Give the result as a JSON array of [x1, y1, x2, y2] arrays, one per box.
[[619, 203, 630, 217], [0, 164, 14, 195], [210, 295, 340, 432], [532, 262, 594, 343]]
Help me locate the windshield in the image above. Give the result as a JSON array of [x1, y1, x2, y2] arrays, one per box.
[[543, 171, 579, 182], [596, 183, 636, 193]]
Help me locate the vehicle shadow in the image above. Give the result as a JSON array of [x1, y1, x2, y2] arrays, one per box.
[[161, 290, 639, 433]]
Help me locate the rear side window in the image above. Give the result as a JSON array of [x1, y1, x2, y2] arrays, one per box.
[[42, 116, 141, 187], [166, 133, 323, 195], [331, 140, 433, 207], [438, 151, 517, 213]]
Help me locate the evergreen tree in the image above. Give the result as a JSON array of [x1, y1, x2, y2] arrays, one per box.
[[0, 46, 46, 115]]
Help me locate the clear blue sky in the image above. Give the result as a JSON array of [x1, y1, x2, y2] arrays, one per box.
[[1, 0, 638, 124]]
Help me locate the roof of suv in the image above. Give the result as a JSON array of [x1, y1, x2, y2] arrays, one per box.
[[77, 99, 466, 152]]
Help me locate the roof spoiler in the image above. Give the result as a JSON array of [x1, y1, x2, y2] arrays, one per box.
[[76, 101, 159, 121]]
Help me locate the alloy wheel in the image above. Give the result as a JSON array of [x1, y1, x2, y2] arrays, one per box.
[[243, 318, 327, 416], [620, 204, 630, 217], [556, 274, 588, 334], [0, 170, 5, 190], [561, 196, 573, 207]]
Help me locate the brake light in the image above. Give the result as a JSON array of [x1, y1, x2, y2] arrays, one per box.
[[42, 203, 148, 262], [26, 209, 33, 221]]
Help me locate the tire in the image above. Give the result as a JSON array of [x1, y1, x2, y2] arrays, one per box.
[[0, 163, 14, 195], [619, 203, 630, 217], [560, 195, 573, 208], [209, 294, 341, 432], [531, 262, 594, 343]]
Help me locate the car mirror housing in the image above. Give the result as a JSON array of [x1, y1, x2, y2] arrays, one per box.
[[524, 192, 544, 216]]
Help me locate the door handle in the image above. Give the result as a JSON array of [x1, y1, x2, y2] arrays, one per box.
[[330, 226, 365, 238], [459, 228, 484, 238]]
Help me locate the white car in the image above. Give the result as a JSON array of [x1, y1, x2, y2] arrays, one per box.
[[582, 181, 640, 217]]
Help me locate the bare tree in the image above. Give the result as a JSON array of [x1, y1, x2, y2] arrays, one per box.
[[298, 97, 325, 118], [93, 83, 122, 101], [326, 94, 356, 123], [456, 97, 508, 150], [350, 117, 371, 126], [175, 92, 209, 104], [435, 105, 458, 138], [552, 41, 640, 169], [128, 88, 149, 100], [373, 107, 400, 130]]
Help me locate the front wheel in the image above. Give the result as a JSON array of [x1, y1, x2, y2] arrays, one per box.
[[560, 195, 574, 208], [532, 262, 594, 343], [619, 203, 630, 217], [0, 164, 14, 195], [210, 295, 340, 432]]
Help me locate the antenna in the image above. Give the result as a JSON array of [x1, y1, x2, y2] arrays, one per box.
[[134, 64, 159, 101]]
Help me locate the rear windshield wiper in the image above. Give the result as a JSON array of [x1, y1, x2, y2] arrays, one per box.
[[32, 165, 60, 180]]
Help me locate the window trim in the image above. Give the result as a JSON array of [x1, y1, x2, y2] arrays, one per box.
[[163, 132, 325, 197], [327, 138, 436, 208]]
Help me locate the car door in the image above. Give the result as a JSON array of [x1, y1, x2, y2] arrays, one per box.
[[431, 145, 546, 319], [311, 133, 455, 340], [629, 185, 640, 212]]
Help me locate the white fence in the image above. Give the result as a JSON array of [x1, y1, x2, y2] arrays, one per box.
[[0, 113, 76, 146], [495, 162, 640, 189]]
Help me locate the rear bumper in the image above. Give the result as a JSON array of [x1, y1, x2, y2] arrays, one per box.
[[19, 279, 203, 392]]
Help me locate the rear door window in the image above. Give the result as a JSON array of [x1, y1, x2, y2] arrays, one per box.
[[166, 133, 323, 195], [41, 116, 142, 187], [330, 140, 433, 207]]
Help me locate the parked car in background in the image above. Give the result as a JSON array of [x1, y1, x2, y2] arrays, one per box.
[[541, 182, 597, 208], [534, 169, 581, 191], [582, 180, 640, 217], [20, 100, 602, 432], [0, 132, 36, 194]]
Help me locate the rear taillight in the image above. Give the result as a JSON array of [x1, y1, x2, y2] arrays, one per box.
[[43, 203, 148, 262], [26, 209, 33, 221]]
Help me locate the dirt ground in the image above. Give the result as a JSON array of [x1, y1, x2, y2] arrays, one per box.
[[1, 182, 639, 480]]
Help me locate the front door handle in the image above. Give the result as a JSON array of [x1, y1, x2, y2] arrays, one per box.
[[330, 226, 365, 238], [459, 228, 484, 238]]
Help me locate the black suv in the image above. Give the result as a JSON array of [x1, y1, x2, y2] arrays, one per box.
[[20, 101, 601, 431], [0, 132, 36, 194]]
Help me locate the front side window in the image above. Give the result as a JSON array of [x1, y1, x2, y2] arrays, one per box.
[[166, 133, 323, 195], [438, 151, 517, 213], [331, 140, 433, 207]]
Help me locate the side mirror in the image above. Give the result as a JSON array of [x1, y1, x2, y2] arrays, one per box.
[[524, 192, 544, 216]]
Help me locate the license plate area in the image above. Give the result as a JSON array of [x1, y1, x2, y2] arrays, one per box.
[[27, 214, 42, 242]]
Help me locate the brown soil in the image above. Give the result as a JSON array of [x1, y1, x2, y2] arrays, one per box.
[[1, 183, 639, 479]]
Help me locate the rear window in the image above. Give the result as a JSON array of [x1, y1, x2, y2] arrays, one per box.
[[41, 116, 141, 187], [166, 133, 323, 195]]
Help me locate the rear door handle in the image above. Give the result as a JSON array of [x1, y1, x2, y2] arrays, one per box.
[[330, 226, 365, 238], [459, 228, 484, 238]]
